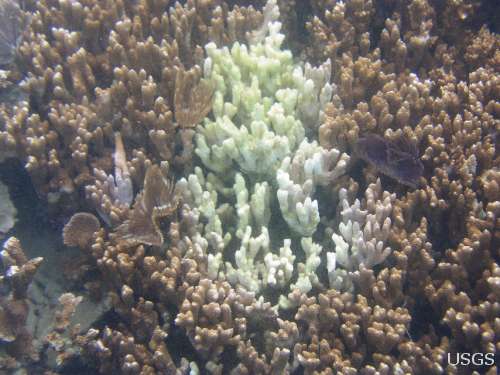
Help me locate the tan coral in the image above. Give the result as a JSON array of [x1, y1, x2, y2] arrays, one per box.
[[175, 278, 248, 359], [0, 237, 43, 300], [3, 0, 266, 209], [0, 237, 42, 368], [75, 325, 188, 374]]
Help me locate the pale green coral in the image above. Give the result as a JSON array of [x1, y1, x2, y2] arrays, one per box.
[[177, 167, 226, 239], [276, 139, 350, 236], [177, 0, 362, 308], [234, 173, 271, 238], [279, 237, 323, 309], [196, 11, 330, 178], [226, 226, 296, 293], [263, 239, 295, 288]]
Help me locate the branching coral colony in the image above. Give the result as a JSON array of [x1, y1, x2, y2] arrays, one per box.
[[0, 0, 499, 373], [176, 0, 392, 309]]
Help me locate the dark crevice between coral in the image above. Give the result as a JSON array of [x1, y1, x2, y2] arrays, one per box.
[[172, 133, 194, 177], [0, 157, 50, 233], [246, 311, 280, 354], [425, 204, 467, 260], [371, 0, 397, 48], [282, 0, 314, 56], [93, 64, 114, 90], [57, 309, 126, 373], [57, 356, 99, 375], [162, 295, 206, 371], [480, 0, 500, 33], [27, 90, 49, 122], [226, 0, 265, 7], [90, 308, 123, 332], [434, 0, 499, 41], [260, 284, 285, 307], [166, 321, 207, 371], [219, 345, 239, 375], [87, 132, 113, 161], [315, 258, 330, 294], [279, 304, 297, 323], [491, 233, 500, 268], [294, 1, 314, 43], [316, 184, 338, 225], [408, 296, 451, 342], [351, 159, 416, 202]]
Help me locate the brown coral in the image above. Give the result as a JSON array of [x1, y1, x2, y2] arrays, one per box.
[[1, 0, 264, 212], [63, 212, 100, 248], [0, 237, 42, 369], [174, 66, 214, 128], [113, 163, 178, 247], [0, 0, 498, 374]]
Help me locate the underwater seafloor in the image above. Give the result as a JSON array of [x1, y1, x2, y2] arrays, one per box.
[[0, 0, 498, 374]]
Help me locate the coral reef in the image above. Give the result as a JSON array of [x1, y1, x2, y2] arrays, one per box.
[[0, 0, 265, 213], [0, 0, 498, 374]]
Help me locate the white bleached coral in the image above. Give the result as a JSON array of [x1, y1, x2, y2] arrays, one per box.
[[195, 6, 332, 179], [327, 179, 396, 289], [176, 168, 232, 280], [277, 139, 349, 236], [179, 0, 365, 305], [225, 226, 296, 293], [0, 181, 16, 238], [234, 173, 271, 239], [292, 59, 334, 132], [85, 133, 133, 226]]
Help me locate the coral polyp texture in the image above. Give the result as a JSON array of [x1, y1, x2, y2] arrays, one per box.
[[0, 0, 498, 374]]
